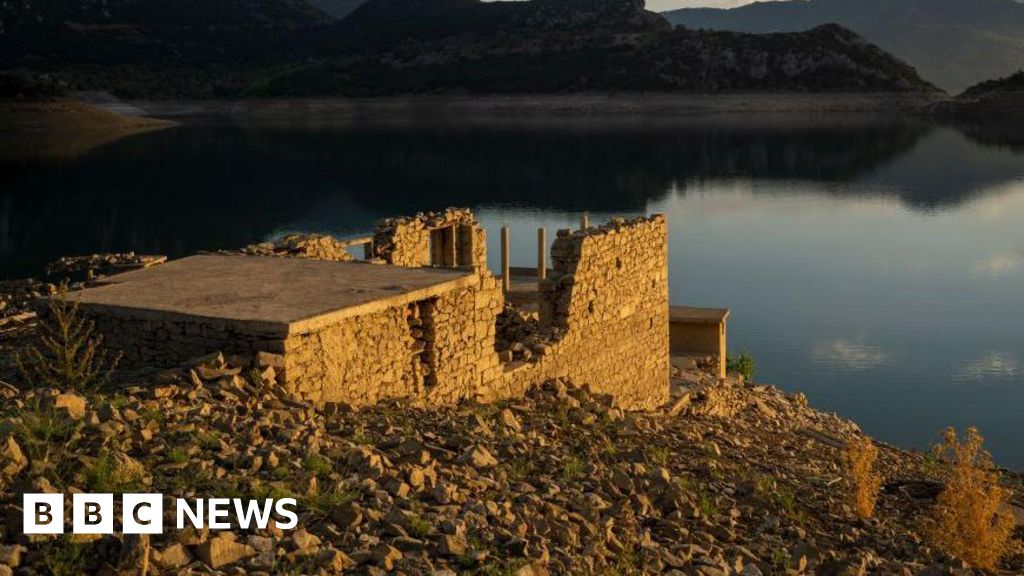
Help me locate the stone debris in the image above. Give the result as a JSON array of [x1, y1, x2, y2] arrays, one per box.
[[234, 233, 357, 262], [0, 279, 50, 330], [46, 252, 167, 281], [371, 208, 486, 269], [195, 534, 255, 569], [0, 352, 1021, 575]]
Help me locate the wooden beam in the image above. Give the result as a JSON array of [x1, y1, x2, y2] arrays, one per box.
[[501, 226, 510, 293], [537, 227, 547, 281]]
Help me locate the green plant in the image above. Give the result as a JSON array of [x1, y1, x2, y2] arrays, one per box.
[[506, 458, 534, 483], [697, 489, 719, 518], [561, 456, 585, 482], [645, 446, 671, 467], [195, 430, 221, 450], [85, 450, 144, 493], [406, 514, 431, 538], [271, 465, 291, 481], [141, 406, 165, 424], [303, 453, 333, 476], [15, 284, 121, 392], [780, 488, 809, 526], [11, 398, 80, 484], [926, 427, 1013, 571], [676, 475, 693, 493], [166, 447, 190, 464], [42, 537, 88, 576], [301, 486, 356, 520], [726, 352, 756, 382]]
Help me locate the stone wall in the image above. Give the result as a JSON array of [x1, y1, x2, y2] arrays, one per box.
[[420, 273, 504, 404], [371, 208, 487, 270], [484, 215, 671, 409], [87, 211, 669, 411], [90, 312, 284, 369], [280, 304, 422, 406]]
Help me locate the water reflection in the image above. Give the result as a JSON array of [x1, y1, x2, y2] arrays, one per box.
[[2, 114, 1014, 279], [2, 113, 1024, 465], [810, 339, 892, 373]]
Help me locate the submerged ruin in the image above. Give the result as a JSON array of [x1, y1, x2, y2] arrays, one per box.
[[68, 209, 727, 409]]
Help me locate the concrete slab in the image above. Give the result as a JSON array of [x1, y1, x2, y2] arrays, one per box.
[[67, 254, 477, 336], [669, 306, 729, 324]]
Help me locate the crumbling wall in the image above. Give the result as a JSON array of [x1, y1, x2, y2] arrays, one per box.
[[345, 214, 670, 410], [421, 273, 504, 404], [485, 215, 670, 409], [90, 211, 669, 411], [371, 208, 486, 270]]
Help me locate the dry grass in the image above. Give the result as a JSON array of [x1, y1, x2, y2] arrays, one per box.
[[926, 427, 1014, 571], [845, 435, 882, 519], [14, 284, 120, 392]]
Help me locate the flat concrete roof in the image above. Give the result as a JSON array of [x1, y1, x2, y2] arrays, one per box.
[[669, 306, 730, 324], [67, 254, 477, 336]]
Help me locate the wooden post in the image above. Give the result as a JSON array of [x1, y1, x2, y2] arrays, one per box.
[[537, 227, 547, 280], [501, 225, 510, 294], [580, 212, 589, 230]]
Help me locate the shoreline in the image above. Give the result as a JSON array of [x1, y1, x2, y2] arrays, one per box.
[[0, 344, 1021, 573], [120, 92, 947, 124], [0, 99, 177, 159]]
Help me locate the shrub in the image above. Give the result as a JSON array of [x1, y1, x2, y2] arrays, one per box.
[[926, 427, 1013, 571], [42, 537, 88, 576], [406, 514, 431, 538], [845, 435, 882, 518], [561, 456, 585, 482], [726, 352, 756, 382], [11, 398, 80, 484], [15, 285, 120, 392], [303, 453, 333, 476]]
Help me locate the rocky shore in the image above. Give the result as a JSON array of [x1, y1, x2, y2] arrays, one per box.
[[0, 249, 1022, 575], [0, 353, 1021, 575]]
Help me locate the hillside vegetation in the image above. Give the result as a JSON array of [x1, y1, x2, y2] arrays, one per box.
[[0, 0, 938, 98], [663, 0, 1024, 94]]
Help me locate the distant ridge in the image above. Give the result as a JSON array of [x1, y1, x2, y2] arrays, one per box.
[[937, 70, 1024, 117], [0, 0, 939, 98], [307, 0, 368, 19], [274, 0, 937, 97], [663, 0, 1024, 93]]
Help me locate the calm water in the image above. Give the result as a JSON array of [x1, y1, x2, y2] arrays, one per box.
[[2, 113, 1022, 466]]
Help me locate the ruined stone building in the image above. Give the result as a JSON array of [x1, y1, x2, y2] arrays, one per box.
[[70, 208, 693, 410]]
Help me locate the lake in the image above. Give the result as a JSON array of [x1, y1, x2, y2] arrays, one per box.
[[2, 111, 1022, 467]]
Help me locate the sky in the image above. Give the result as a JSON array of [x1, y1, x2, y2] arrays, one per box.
[[645, 0, 768, 11]]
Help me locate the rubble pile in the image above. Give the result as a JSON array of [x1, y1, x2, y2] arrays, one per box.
[[235, 234, 357, 262], [46, 253, 167, 282], [1, 353, 1021, 575]]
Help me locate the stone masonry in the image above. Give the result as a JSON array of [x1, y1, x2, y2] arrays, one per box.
[[73, 210, 669, 410], [485, 215, 670, 409], [371, 208, 487, 271]]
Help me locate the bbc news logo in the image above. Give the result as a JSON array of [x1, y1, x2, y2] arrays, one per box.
[[23, 494, 299, 534]]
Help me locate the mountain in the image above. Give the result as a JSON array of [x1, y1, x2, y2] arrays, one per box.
[[937, 70, 1024, 117], [0, 0, 937, 98], [0, 0, 330, 68], [308, 0, 370, 19], [264, 0, 936, 96], [662, 0, 1024, 94]]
